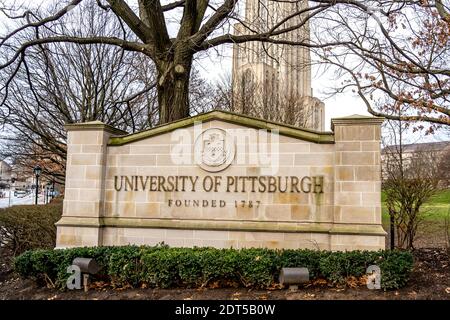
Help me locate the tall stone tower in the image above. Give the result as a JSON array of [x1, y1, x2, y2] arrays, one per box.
[[232, 0, 325, 131]]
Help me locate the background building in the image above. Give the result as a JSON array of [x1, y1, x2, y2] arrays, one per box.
[[232, 0, 325, 131], [382, 141, 450, 165], [0, 160, 12, 183], [381, 141, 450, 186]]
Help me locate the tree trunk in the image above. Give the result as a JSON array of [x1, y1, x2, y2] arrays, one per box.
[[390, 212, 395, 250], [157, 58, 192, 124]]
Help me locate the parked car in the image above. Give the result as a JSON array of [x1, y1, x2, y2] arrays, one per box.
[[14, 189, 29, 197], [48, 191, 57, 198]]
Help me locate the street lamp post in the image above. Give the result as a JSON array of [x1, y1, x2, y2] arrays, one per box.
[[33, 165, 42, 205], [46, 181, 52, 204], [8, 177, 16, 207], [51, 180, 55, 201]]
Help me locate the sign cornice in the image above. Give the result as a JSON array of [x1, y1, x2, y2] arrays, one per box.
[[107, 110, 336, 146]]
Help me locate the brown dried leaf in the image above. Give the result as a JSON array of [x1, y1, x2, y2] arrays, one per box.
[[267, 283, 283, 290], [312, 278, 328, 286], [115, 284, 132, 291], [359, 275, 368, 286], [346, 276, 359, 288], [209, 281, 220, 289], [90, 281, 109, 290]]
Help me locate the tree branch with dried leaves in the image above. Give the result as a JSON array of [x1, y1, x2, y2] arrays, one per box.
[[0, 0, 448, 129]]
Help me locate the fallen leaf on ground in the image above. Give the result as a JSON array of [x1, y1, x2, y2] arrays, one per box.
[[312, 278, 328, 286], [267, 283, 283, 290], [445, 287, 450, 294], [208, 281, 220, 289], [91, 281, 109, 290], [346, 276, 359, 288], [359, 275, 368, 286], [115, 284, 132, 291], [231, 292, 241, 300]]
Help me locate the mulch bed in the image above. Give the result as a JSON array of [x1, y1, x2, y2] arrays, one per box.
[[0, 248, 449, 300]]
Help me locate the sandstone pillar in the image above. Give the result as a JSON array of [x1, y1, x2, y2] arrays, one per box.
[[330, 115, 386, 250], [56, 121, 125, 248]]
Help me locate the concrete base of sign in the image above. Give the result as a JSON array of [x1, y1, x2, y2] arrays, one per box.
[[57, 111, 387, 251], [56, 224, 386, 251]]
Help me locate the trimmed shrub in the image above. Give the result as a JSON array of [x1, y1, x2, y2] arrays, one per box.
[[0, 198, 62, 256], [376, 250, 414, 289], [195, 247, 238, 286], [108, 245, 151, 287], [318, 250, 374, 284], [237, 248, 279, 287], [278, 249, 323, 278], [14, 246, 414, 290]]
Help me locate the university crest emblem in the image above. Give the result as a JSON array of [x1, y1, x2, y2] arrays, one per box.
[[195, 128, 235, 172]]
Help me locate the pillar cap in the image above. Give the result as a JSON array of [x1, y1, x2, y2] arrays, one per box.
[[64, 121, 127, 135], [331, 114, 384, 131]]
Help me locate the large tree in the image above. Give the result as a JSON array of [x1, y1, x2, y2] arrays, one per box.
[[0, 0, 449, 127], [314, 0, 450, 131], [0, 1, 212, 181], [0, 1, 157, 181]]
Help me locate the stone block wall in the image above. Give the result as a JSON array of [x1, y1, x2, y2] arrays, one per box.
[[331, 117, 385, 250], [56, 111, 386, 251], [57, 121, 126, 247]]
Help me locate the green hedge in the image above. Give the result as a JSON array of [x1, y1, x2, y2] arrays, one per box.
[[14, 245, 414, 290], [0, 198, 62, 256]]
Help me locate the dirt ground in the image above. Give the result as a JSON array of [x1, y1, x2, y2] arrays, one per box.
[[0, 247, 449, 300]]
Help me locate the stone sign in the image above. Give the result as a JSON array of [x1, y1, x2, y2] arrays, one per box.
[[56, 110, 386, 251]]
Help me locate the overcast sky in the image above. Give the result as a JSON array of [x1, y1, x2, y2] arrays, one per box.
[[196, 47, 448, 144]]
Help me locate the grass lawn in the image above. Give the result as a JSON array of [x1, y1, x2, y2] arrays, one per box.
[[381, 189, 450, 222], [381, 189, 450, 247]]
